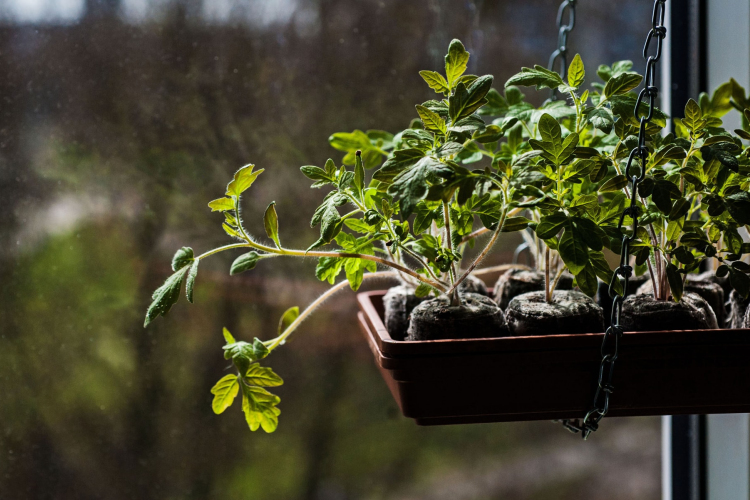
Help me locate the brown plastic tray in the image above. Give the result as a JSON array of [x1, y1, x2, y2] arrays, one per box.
[[357, 290, 750, 426]]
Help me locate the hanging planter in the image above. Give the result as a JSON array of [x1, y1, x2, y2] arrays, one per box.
[[141, 0, 750, 439], [357, 288, 750, 425]]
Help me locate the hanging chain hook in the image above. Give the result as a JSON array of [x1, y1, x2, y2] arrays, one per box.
[[560, 0, 667, 439], [547, 0, 577, 100]]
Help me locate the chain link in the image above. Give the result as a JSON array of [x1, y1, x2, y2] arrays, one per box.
[[560, 0, 666, 440], [547, 0, 576, 99]]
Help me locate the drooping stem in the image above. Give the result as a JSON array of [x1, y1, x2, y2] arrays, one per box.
[[266, 271, 398, 351]]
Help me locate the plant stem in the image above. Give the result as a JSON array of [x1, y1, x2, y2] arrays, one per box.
[[443, 200, 461, 306], [545, 246, 551, 303], [448, 202, 509, 295], [266, 271, 398, 351], [197, 243, 253, 260]]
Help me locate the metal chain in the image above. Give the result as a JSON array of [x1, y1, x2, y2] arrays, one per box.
[[560, 0, 667, 440], [547, 0, 576, 99]]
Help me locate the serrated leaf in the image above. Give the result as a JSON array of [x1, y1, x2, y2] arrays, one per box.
[[449, 75, 493, 121], [263, 202, 280, 248], [208, 197, 235, 212], [315, 257, 344, 285], [144, 267, 188, 327], [586, 107, 614, 133], [568, 54, 585, 88], [445, 39, 470, 86], [210, 374, 239, 414], [242, 384, 280, 433], [373, 149, 425, 183], [415, 104, 447, 134], [419, 70, 450, 94], [226, 164, 264, 197], [230, 252, 261, 275], [277, 306, 299, 335], [505, 65, 564, 91], [172, 247, 194, 271], [186, 259, 199, 303], [603, 72, 643, 98], [387, 156, 453, 217], [245, 364, 284, 387]]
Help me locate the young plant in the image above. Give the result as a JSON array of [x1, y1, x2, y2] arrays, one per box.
[[143, 39, 537, 432]]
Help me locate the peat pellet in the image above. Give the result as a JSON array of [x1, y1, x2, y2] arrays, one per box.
[[406, 292, 508, 341], [504, 290, 604, 336], [620, 292, 716, 331], [597, 274, 649, 325], [493, 269, 573, 310], [729, 290, 750, 329], [457, 274, 489, 296], [636, 278, 725, 327], [383, 285, 427, 341]]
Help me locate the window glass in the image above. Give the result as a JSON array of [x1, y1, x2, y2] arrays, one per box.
[[0, 1, 659, 498]]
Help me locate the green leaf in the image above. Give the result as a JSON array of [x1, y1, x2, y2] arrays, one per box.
[[652, 179, 681, 214], [576, 262, 598, 297], [373, 149, 426, 183], [568, 54, 585, 88], [230, 252, 261, 275], [415, 283, 433, 298], [724, 191, 750, 225], [415, 104, 447, 134], [505, 65, 564, 91], [666, 263, 683, 301], [448, 75, 493, 121], [538, 113, 561, 144], [387, 156, 453, 217], [242, 385, 280, 433], [210, 374, 239, 414], [226, 164, 264, 197], [668, 198, 690, 221], [263, 202, 280, 248], [603, 72, 643, 98], [725, 229, 743, 254], [683, 98, 704, 131], [328, 130, 371, 153], [445, 39, 470, 86], [559, 224, 589, 275], [536, 213, 568, 239], [599, 174, 628, 192], [222, 327, 236, 344], [315, 257, 344, 285], [186, 259, 199, 303], [277, 306, 299, 335], [589, 250, 621, 295], [144, 267, 188, 327], [172, 247, 194, 271], [586, 107, 614, 134], [245, 364, 284, 387], [208, 197, 235, 212], [419, 70, 450, 94], [354, 152, 365, 193], [501, 216, 531, 233]]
